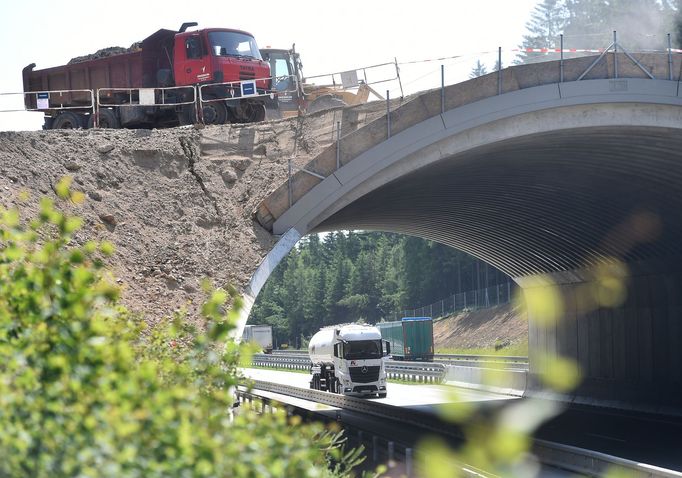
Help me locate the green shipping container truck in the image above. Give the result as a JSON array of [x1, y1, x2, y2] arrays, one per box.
[[377, 317, 434, 361]]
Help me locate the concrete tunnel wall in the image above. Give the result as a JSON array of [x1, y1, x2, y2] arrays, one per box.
[[243, 73, 682, 411]]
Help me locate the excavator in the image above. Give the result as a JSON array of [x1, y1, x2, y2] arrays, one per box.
[[260, 45, 384, 118]]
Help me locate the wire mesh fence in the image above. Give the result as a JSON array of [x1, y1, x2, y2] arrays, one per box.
[[392, 281, 518, 321]]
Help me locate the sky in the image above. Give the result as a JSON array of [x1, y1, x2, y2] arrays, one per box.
[[0, 0, 539, 131]]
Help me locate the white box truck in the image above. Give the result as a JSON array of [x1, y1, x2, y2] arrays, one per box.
[[242, 325, 273, 354], [308, 324, 390, 398]]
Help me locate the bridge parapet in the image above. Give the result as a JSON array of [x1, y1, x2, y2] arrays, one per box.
[[256, 52, 681, 232]]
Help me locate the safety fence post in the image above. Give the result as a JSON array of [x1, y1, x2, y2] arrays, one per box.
[[441, 64, 445, 114], [336, 121, 341, 169], [613, 31, 618, 78], [386, 90, 391, 138], [406, 448, 413, 478], [668, 33, 673, 81], [560, 34, 564, 83], [372, 436, 379, 462], [497, 47, 502, 95]]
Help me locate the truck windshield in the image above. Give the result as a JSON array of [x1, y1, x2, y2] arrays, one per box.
[[209, 31, 262, 60], [344, 340, 382, 360]]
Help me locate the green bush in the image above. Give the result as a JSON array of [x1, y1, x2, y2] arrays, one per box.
[[0, 183, 362, 478]]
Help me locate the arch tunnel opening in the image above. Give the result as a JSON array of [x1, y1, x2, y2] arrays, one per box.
[[248, 121, 682, 410], [247, 231, 522, 352]]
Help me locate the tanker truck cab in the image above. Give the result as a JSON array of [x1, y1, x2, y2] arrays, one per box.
[[309, 324, 390, 398]]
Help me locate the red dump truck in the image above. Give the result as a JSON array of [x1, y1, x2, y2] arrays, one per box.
[[22, 22, 271, 129]]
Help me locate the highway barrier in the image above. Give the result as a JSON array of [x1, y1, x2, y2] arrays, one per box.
[[251, 353, 447, 383], [444, 365, 527, 397], [240, 380, 682, 478]]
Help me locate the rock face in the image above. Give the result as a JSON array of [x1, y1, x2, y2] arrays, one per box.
[[0, 103, 390, 324]]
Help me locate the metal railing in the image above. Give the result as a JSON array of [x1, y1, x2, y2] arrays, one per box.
[[1, 89, 95, 114], [97, 85, 196, 107], [269, 350, 529, 371], [241, 380, 682, 478], [234, 387, 418, 477], [197, 75, 274, 102], [304, 59, 403, 97], [97, 86, 197, 126], [396, 281, 517, 321], [261, 31, 682, 233], [251, 353, 446, 383]]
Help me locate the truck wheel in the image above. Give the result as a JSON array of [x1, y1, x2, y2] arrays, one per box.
[[52, 112, 82, 129], [88, 109, 119, 129], [202, 99, 227, 125], [247, 104, 266, 123], [178, 105, 197, 126], [308, 95, 347, 114]]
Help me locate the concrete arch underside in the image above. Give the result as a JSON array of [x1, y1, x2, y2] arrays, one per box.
[[250, 79, 682, 412]]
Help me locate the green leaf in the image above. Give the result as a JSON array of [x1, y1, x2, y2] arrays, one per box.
[[55, 176, 72, 199]]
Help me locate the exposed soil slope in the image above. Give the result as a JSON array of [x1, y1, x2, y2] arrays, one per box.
[[0, 103, 389, 325], [433, 303, 527, 351], [2, 100, 525, 344]]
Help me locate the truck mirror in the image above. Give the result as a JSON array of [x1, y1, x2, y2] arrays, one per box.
[[333, 343, 339, 358], [384, 340, 391, 356]]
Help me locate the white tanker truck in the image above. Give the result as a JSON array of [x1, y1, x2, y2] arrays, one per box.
[[308, 324, 390, 398]]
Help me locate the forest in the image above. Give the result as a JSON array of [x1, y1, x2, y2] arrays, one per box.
[[249, 232, 509, 348], [472, 0, 680, 76]]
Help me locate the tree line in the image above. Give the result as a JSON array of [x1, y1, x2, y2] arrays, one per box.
[[471, 0, 680, 77], [250, 232, 509, 348]]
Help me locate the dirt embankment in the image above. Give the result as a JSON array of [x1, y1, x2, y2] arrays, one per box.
[[433, 303, 528, 351], [1, 100, 525, 345], [0, 104, 391, 325]]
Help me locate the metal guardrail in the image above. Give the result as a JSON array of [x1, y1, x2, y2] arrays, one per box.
[[252, 353, 447, 383], [1, 89, 95, 114], [385, 361, 445, 383], [198, 75, 275, 104], [271, 350, 529, 369], [433, 354, 529, 371], [434, 353, 528, 363], [252, 353, 309, 371], [241, 380, 682, 478]]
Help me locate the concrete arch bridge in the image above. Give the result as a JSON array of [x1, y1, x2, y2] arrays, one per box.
[[246, 52, 682, 412]]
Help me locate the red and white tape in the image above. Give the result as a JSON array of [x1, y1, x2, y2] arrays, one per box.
[[513, 48, 605, 53]]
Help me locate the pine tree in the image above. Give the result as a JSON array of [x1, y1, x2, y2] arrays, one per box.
[[516, 0, 568, 64], [469, 59, 488, 78], [250, 231, 512, 343], [563, 0, 672, 50]]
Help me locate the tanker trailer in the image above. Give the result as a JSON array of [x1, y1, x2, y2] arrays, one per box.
[[308, 324, 390, 398]]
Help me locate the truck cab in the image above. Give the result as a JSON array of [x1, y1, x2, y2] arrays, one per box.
[[172, 26, 271, 123], [309, 324, 390, 398], [334, 328, 389, 397], [174, 28, 270, 91]]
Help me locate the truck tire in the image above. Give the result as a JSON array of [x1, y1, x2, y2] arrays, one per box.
[[178, 105, 197, 126], [52, 112, 82, 129], [202, 99, 227, 125], [88, 108, 119, 129], [246, 103, 266, 123]]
